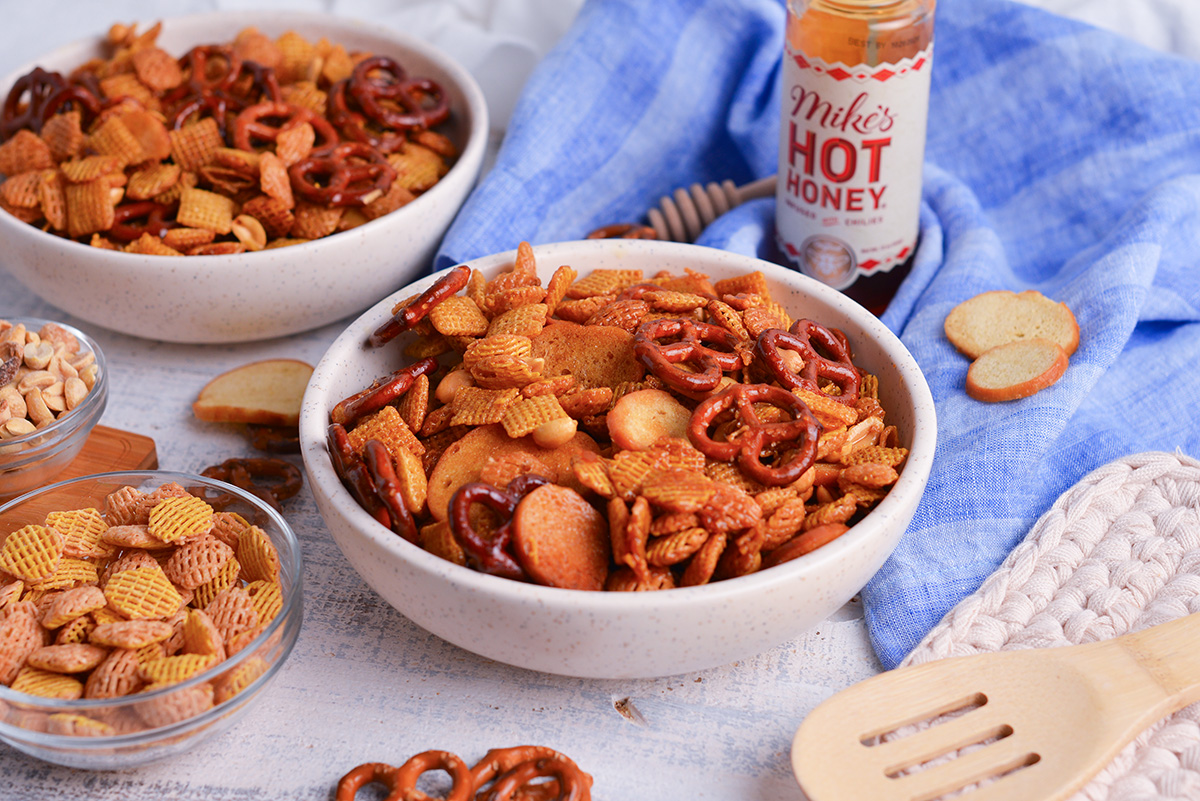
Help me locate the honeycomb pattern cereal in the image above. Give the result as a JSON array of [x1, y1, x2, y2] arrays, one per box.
[[235, 527, 279, 584], [27, 643, 108, 674], [147, 496, 214, 544], [103, 568, 183, 620], [83, 648, 144, 699], [89, 620, 174, 650], [10, 665, 83, 699], [0, 525, 64, 582], [46, 508, 113, 559], [164, 537, 235, 590], [139, 654, 218, 685]]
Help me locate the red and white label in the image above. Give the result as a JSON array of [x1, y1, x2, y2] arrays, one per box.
[[776, 39, 933, 290]]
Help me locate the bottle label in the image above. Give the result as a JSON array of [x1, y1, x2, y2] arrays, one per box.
[[776, 38, 933, 290]]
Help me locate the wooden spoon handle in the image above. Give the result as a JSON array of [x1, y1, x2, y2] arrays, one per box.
[[1120, 612, 1200, 700]]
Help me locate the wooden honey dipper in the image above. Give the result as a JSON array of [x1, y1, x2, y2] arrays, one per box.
[[645, 175, 777, 242]]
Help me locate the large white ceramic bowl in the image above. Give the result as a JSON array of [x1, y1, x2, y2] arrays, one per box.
[[0, 11, 488, 343], [300, 240, 937, 679]]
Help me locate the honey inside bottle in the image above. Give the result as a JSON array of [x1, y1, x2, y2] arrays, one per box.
[[789, 0, 935, 68]]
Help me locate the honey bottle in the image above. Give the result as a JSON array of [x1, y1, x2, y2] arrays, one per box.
[[775, 0, 936, 314]]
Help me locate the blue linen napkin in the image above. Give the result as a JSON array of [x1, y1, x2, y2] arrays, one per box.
[[436, 0, 1200, 669]]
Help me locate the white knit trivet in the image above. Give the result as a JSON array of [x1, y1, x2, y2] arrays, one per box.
[[902, 451, 1200, 800]]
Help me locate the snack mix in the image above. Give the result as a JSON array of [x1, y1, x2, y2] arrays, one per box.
[[0, 480, 284, 735], [327, 243, 909, 591], [0, 22, 456, 254], [0, 320, 99, 441]]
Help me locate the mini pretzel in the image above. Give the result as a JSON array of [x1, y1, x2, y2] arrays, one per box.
[[362, 439, 418, 543], [173, 45, 244, 96], [200, 457, 303, 511], [688, 383, 821, 486], [39, 83, 102, 128], [164, 45, 246, 135], [237, 61, 283, 106], [328, 79, 408, 154], [756, 321, 860, 404], [1, 67, 82, 138], [449, 475, 550, 581], [328, 423, 392, 529], [329, 356, 440, 427], [335, 762, 403, 801], [247, 424, 300, 453], [232, 101, 338, 152], [368, 265, 472, 347], [349, 56, 451, 131], [485, 757, 592, 801], [288, 141, 396, 206], [336, 751, 474, 801], [633, 318, 743, 395], [471, 746, 590, 801], [170, 90, 238, 136], [109, 201, 176, 243]]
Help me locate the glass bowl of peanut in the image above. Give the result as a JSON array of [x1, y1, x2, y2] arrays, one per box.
[[0, 318, 107, 502]]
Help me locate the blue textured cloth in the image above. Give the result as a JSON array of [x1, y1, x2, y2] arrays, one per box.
[[436, 0, 1200, 669]]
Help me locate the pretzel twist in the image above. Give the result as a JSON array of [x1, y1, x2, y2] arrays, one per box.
[[349, 56, 451, 131], [449, 475, 551, 581], [233, 101, 338, 152], [756, 320, 860, 404], [688, 383, 821, 486], [289, 141, 396, 207], [199, 457, 303, 511], [633, 318, 743, 395], [109, 201, 176, 243]]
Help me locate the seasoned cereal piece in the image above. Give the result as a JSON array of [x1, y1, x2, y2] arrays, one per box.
[[168, 118, 223, 171], [27, 644, 109, 674], [11, 666, 84, 699], [46, 508, 112, 559], [83, 648, 144, 699], [89, 620, 174, 650], [347, 405, 425, 459], [64, 181, 117, 238], [163, 536, 235, 590], [0, 525, 63, 582], [103, 567, 183, 620], [39, 585, 106, 629], [0, 130, 54, 175], [235, 526, 279, 584]]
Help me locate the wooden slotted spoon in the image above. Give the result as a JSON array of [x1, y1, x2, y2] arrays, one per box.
[[791, 612, 1200, 801]]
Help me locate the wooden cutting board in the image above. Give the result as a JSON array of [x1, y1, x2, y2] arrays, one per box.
[[62, 425, 158, 479]]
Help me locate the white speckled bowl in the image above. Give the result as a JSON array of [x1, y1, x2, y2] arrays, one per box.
[[300, 240, 936, 679], [0, 11, 487, 344]]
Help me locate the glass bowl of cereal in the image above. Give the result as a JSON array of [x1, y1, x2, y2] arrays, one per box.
[[0, 469, 303, 768], [0, 11, 488, 343], [0, 318, 108, 502], [300, 239, 937, 679]]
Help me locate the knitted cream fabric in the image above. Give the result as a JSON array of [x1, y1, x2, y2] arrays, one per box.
[[902, 451, 1200, 800]]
